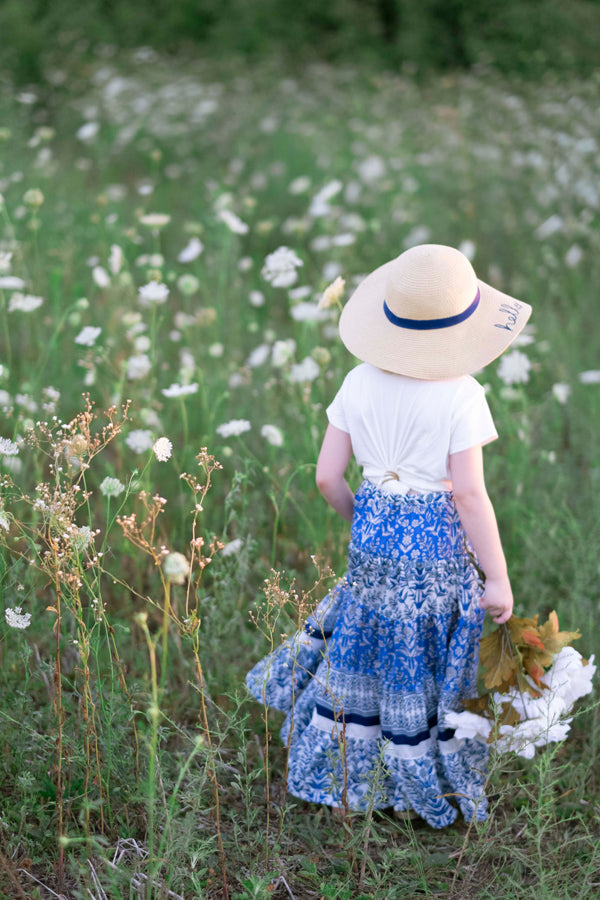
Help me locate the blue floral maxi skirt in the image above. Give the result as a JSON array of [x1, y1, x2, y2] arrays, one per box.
[[246, 481, 488, 829]]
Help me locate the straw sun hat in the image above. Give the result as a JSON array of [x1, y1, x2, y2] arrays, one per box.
[[339, 244, 532, 380]]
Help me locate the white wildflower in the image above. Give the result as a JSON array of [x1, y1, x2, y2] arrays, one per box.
[[71, 525, 94, 553], [0, 510, 10, 531], [310, 235, 332, 252], [74, 326, 101, 347], [458, 240, 476, 261], [217, 209, 249, 235], [261, 246, 303, 289], [290, 302, 329, 323], [23, 188, 44, 208], [332, 233, 356, 247], [271, 338, 296, 367], [309, 180, 343, 217], [497, 350, 531, 386], [134, 335, 151, 353], [99, 476, 125, 498], [445, 710, 492, 743], [138, 212, 171, 228], [163, 552, 190, 585], [15, 393, 37, 413], [7, 293, 44, 313], [177, 274, 200, 296], [5, 606, 31, 629], [552, 383, 571, 405], [125, 429, 154, 453], [178, 237, 204, 263], [247, 344, 270, 368], [92, 266, 110, 288], [221, 538, 244, 557], [138, 281, 169, 306], [0, 276, 26, 290], [535, 214, 563, 240], [0, 437, 19, 456], [249, 290, 265, 307], [288, 176, 311, 195], [565, 244, 583, 268], [127, 354, 152, 380], [578, 370, 600, 385], [289, 356, 320, 383], [109, 244, 123, 275], [216, 419, 251, 438], [209, 343, 224, 358], [152, 437, 173, 461], [161, 382, 198, 398], [0, 251, 13, 273], [76, 121, 99, 142], [357, 155, 386, 182], [288, 286, 312, 301], [261, 424, 284, 447], [319, 276, 345, 310]]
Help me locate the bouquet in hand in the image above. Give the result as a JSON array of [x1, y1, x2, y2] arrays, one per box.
[[446, 612, 595, 758]]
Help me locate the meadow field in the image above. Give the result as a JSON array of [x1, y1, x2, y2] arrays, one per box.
[[0, 43, 599, 899]]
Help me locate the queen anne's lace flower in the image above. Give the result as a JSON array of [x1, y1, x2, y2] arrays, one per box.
[[125, 430, 154, 453], [127, 354, 152, 380], [217, 209, 249, 235], [99, 477, 125, 498], [261, 424, 284, 447], [8, 293, 44, 313], [178, 237, 204, 263], [75, 326, 102, 346], [221, 538, 244, 557], [5, 606, 31, 629], [161, 383, 198, 398], [261, 247, 303, 288], [0, 276, 26, 290], [271, 339, 296, 367], [138, 281, 169, 306], [446, 647, 595, 759], [216, 419, 251, 438], [0, 437, 19, 456], [497, 349, 531, 386], [289, 357, 320, 383], [153, 437, 173, 461]]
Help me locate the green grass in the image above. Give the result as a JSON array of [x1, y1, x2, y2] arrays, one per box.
[[0, 42, 599, 898]]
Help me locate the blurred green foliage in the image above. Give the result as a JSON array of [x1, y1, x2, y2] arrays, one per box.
[[3, 0, 600, 83]]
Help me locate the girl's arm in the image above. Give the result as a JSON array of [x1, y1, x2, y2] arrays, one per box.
[[449, 445, 513, 624], [316, 424, 355, 522]]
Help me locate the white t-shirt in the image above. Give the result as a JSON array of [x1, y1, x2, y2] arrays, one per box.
[[326, 363, 497, 494]]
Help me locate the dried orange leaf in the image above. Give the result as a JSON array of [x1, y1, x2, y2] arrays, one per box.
[[521, 630, 545, 650], [463, 695, 491, 714], [537, 610, 580, 655], [479, 628, 519, 691]]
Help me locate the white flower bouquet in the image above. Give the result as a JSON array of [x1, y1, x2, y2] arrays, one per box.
[[446, 612, 596, 758]]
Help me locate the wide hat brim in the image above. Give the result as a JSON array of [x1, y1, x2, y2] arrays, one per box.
[[339, 256, 532, 380]]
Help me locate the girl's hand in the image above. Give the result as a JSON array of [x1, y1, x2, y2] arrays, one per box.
[[479, 575, 513, 624]]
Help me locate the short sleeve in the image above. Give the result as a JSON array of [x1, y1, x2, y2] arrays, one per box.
[[449, 384, 497, 454], [326, 378, 350, 433]]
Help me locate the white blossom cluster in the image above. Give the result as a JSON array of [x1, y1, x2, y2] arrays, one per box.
[[261, 246, 303, 288], [446, 647, 596, 759]]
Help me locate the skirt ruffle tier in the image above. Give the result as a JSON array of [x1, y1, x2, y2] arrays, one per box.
[[246, 481, 488, 829]]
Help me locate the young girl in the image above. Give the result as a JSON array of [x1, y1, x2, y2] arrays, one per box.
[[246, 243, 531, 829]]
